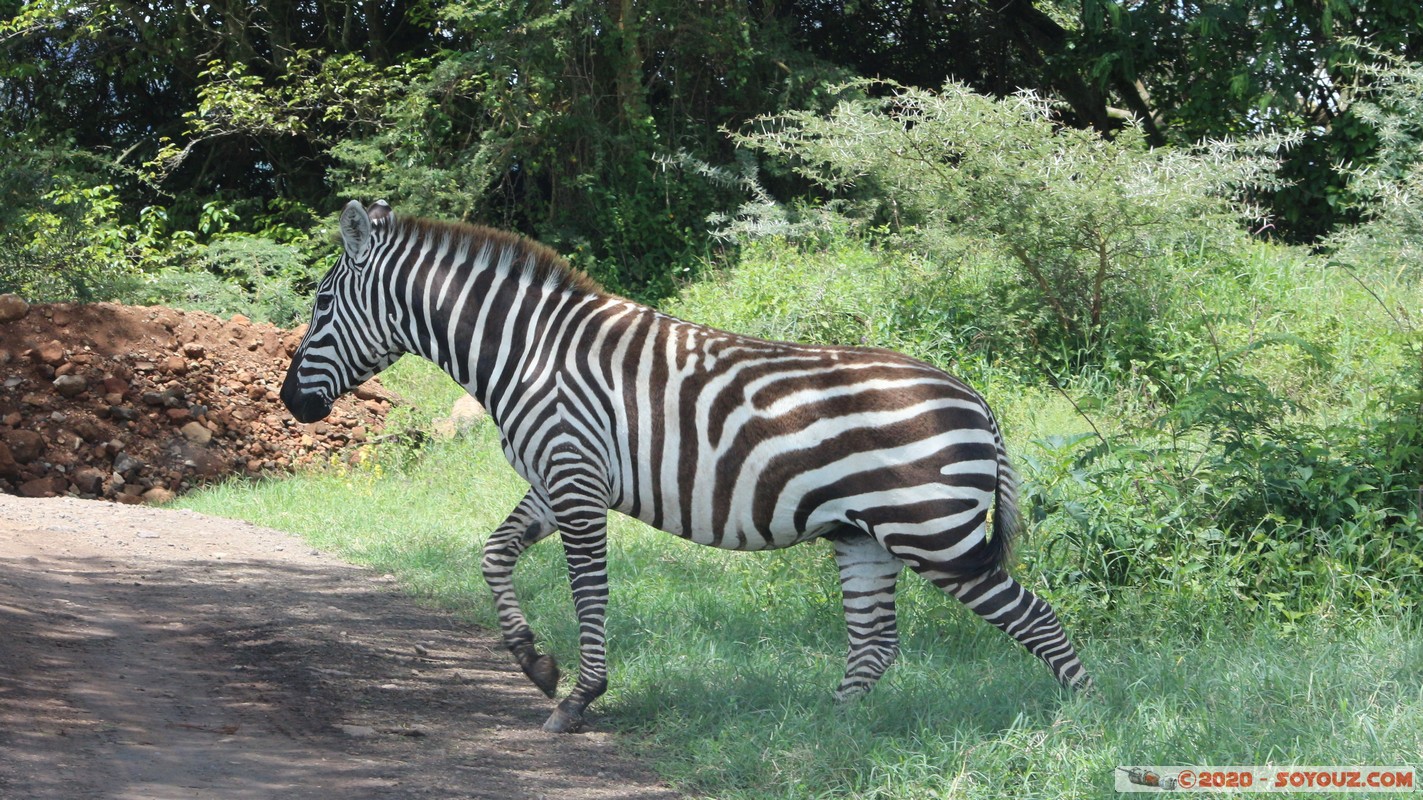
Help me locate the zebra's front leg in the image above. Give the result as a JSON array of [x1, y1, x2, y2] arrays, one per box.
[[482, 490, 561, 697], [830, 531, 905, 701], [542, 507, 612, 733]]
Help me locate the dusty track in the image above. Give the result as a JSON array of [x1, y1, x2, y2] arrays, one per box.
[[0, 495, 680, 800]]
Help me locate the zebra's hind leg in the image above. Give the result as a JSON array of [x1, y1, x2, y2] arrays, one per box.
[[830, 531, 905, 701], [913, 562, 1092, 692], [482, 490, 561, 697]]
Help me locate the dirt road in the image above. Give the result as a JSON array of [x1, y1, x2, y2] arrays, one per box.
[[0, 495, 681, 800]]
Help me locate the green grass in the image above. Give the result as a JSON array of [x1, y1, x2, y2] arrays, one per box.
[[176, 356, 1423, 799]]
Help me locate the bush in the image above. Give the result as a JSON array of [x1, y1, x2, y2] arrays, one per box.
[[727, 80, 1281, 373], [0, 138, 184, 301]]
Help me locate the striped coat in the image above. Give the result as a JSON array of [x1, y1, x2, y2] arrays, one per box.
[[282, 200, 1091, 732]]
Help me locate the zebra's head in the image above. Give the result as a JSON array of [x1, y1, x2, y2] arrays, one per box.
[[281, 199, 403, 424]]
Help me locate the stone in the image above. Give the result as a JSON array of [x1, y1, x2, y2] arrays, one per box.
[[3, 430, 45, 463], [163, 355, 188, 375], [141, 486, 176, 505], [72, 466, 105, 495], [354, 383, 385, 401], [101, 376, 128, 395], [182, 342, 206, 358], [116, 493, 143, 505], [164, 408, 193, 423], [0, 442, 19, 479], [448, 394, 485, 431], [180, 421, 212, 446], [109, 405, 139, 422], [113, 452, 144, 475], [18, 476, 66, 498], [52, 374, 88, 398], [32, 339, 65, 365], [0, 293, 29, 322]]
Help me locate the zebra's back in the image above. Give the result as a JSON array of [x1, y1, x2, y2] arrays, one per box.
[[546, 303, 1003, 560]]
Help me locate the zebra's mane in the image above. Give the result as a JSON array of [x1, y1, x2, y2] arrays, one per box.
[[393, 216, 604, 297]]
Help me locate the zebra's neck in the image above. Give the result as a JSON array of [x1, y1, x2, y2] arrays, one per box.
[[381, 219, 606, 421]]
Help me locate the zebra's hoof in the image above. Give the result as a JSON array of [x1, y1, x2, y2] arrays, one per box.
[[542, 705, 584, 734], [522, 653, 560, 698]]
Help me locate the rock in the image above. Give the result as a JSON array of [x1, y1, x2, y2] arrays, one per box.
[[141, 486, 176, 505], [182, 342, 206, 358], [72, 466, 105, 495], [113, 452, 144, 475], [18, 476, 66, 498], [354, 383, 386, 401], [445, 394, 486, 434], [336, 724, 377, 739], [3, 430, 45, 464], [164, 408, 193, 423], [163, 355, 188, 375], [0, 293, 29, 322], [109, 405, 139, 422], [0, 442, 19, 479], [32, 339, 65, 365], [101, 376, 128, 395], [52, 374, 88, 398], [116, 493, 143, 505], [180, 421, 213, 446]]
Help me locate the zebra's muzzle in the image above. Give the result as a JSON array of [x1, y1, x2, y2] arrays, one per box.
[[280, 362, 334, 423], [283, 388, 333, 424]]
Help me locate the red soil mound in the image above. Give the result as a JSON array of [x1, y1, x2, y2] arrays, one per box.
[[0, 297, 393, 503]]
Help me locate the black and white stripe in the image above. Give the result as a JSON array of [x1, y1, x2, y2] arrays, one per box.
[[281, 200, 1091, 732]]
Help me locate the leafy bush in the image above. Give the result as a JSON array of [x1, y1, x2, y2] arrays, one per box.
[[0, 138, 187, 301], [115, 234, 324, 326], [727, 80, 1281, 372]]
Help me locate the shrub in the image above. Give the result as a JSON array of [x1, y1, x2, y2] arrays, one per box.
[[727, 80, 1280, 372]]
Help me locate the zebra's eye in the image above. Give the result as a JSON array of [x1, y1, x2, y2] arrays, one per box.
[[316, 293, 333, 312]]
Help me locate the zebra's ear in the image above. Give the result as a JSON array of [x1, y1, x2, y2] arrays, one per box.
[[369, 199, 394, 227], [339, 200, 374, 263]]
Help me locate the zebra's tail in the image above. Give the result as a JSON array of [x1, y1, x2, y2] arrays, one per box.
[[947, 408, 1021, 580]]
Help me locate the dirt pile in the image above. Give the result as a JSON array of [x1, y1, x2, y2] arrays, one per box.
[[0, 297, 394, 503]]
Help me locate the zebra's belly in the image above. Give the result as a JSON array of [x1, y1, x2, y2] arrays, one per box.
[[613, 477, 854, 552]]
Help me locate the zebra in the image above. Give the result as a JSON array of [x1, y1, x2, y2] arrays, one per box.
[[281, 200, 1092, 733]]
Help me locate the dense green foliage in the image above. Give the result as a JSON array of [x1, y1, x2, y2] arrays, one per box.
[[6, 0, 1423, 302]]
